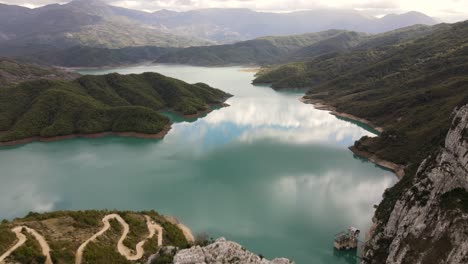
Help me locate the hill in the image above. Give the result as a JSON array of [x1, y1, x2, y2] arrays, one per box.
[[155, 30, 364, 66], [0, 58, 78, 87], [0, 210, 191, 264], [0, 72, 230, 145], [254, 20, 468, 263], [157, 24, 438, 67], [0, 210, 293, 264]]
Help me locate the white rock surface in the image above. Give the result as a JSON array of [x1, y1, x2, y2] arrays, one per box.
[[173, 238, 294, 264], [362, 105, 468, 264]]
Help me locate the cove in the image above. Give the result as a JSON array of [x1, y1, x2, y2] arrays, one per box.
[[0, 65, 396, 264]]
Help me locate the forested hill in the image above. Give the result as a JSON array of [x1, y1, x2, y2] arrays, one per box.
[[155, 25, 439, 66], [0, 72, 230, 144]]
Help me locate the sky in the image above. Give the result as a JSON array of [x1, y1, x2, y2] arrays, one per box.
[[1, 0, 467, 22]]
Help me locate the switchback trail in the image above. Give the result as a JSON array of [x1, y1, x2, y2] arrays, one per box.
[[75, 214, 163, 264], [0, 226, 52, 264]]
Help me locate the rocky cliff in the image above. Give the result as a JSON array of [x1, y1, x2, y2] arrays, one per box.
[[362, 105, 468, 264], [173, 238, 294, 264]]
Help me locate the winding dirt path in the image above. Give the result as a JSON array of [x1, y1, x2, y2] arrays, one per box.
[[75, 214, 163, 264], [0, 226, 52, 264]]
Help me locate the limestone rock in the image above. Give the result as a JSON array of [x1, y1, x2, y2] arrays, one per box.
[[362, 105, 468, 264], [173, 238, 294, 264]]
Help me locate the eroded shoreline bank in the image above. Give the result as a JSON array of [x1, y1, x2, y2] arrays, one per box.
[[301, 97, 405, 179]]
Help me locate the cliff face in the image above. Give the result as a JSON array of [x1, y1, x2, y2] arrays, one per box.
[[363, 105, 468, 264], [173, 238, 294, 264]]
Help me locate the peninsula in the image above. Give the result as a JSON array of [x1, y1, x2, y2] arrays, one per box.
[[0, 67, 231, 146]]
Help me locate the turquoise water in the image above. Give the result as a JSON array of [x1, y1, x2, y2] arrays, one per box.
[[0, 65, 396, 264]]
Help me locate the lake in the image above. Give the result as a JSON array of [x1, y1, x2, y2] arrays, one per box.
[[0, 65, 396, 264]]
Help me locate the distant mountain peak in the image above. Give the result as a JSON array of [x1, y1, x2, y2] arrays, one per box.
[[68, 0, 107, 6]]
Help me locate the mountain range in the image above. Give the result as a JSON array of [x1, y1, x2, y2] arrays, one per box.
[[0, 0, 438, 53]]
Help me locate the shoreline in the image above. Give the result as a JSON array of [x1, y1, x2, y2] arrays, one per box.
[[0, 125, 172, 147], [349, 146, 405, 179], [300, 97, 405, 179], [300, 97, 384, 133]]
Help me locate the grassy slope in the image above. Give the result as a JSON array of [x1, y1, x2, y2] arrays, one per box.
[[0, 72, 230, 142], [0, 210, 188, 264], [253, 21, 468, 260]]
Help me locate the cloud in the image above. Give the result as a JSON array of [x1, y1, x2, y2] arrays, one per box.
[[0, 0, 466, 22]]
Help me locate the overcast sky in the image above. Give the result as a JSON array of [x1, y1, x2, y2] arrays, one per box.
[[1, 0, 467, 22]]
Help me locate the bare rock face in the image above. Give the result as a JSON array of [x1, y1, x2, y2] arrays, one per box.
[[362, 105, 468, 264], [173, 238, 294, 264]]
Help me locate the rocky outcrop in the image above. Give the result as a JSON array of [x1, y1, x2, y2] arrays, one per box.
[[173, 238, 294, 264], [362, 105, 468, 264]]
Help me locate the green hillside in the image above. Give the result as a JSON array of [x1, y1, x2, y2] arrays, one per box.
[[0, 72, 230, 143], [254, 20, 468, 240], [155, 25, 440, 67], [254, 21, 468, 164]]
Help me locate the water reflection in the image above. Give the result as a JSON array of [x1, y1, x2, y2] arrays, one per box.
[[0, 65, 396, 264]]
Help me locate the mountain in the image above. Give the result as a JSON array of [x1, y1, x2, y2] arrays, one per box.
[[254, 20, 468, 263], [0, 0, 209, 51], [156, 24, 440, 67], [17, 24, 441, 68], [0, 0, 437, 53], [0, 71, 230, 145], [144, 8, 437, 43], [0, 58, 78, 87]]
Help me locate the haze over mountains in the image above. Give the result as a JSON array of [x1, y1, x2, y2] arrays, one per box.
[[0, 0, 437, 52]]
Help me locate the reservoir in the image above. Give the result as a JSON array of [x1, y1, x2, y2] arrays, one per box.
[[0, 65, 396, 264]]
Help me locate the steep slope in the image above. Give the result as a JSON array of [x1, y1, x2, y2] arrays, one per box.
[[362, 105, 468, 264], [0, 72, 230, 145], [0, 58, 78, 87]]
